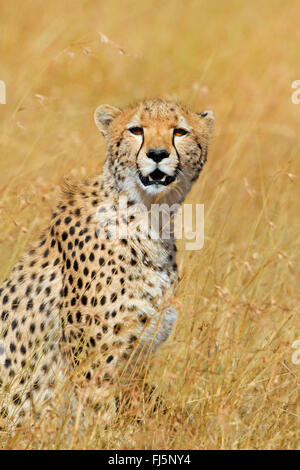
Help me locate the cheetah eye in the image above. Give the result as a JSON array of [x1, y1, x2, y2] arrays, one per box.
[[128, 127, 143, 136], [174, 128, 188, 137]]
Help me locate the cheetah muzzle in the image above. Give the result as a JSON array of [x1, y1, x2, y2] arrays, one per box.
[[138, 168, 178, 187]]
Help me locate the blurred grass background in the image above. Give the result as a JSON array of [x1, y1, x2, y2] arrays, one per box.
[[0, 0, 299, 449]]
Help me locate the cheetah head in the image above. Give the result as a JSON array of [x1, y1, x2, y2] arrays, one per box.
[[94, 99, 214, 202]]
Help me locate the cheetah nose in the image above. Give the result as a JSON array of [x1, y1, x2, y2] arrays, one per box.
[[147, 148, 169, 163]]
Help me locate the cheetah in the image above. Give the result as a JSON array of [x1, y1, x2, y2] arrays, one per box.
[[0, 98, 214, 426]]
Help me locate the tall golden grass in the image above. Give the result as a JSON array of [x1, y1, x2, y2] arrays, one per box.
[[0, 0, 299, 449]]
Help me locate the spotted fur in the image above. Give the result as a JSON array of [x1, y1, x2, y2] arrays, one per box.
[[0, 98, 214, 425]]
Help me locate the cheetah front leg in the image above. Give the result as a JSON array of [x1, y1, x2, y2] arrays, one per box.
[[59, 300, 177, 422]]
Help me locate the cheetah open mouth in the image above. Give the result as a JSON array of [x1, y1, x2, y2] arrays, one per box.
[[138, 169, 177, 187]]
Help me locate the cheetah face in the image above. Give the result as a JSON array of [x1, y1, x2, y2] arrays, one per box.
[[94, 99, 214, 198]]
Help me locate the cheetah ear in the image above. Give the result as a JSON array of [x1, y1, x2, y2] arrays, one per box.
[[197, 110, 215, 132], [94, 104, 121, 136]]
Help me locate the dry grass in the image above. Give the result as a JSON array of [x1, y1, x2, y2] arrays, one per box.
[[0, 0, 299, 450]]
